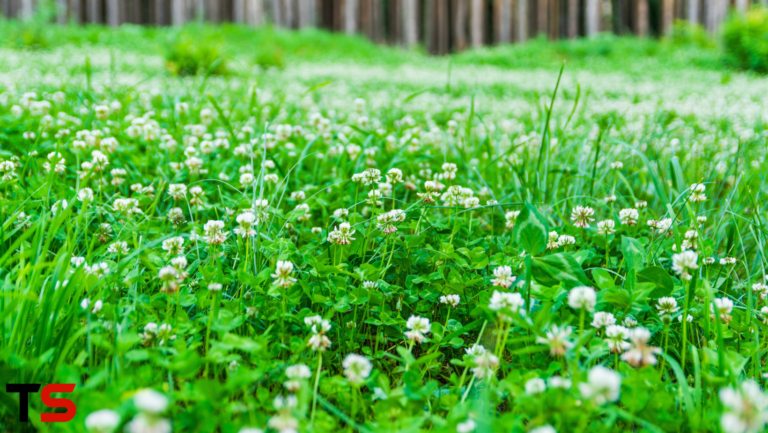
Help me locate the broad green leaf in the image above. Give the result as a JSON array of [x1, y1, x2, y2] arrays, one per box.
[[592, 268, 615, 290], [531, 252, 591, 288], [512, 202, 549, 256], [637, 266, 675, 298], [621, 236, 645, 272]]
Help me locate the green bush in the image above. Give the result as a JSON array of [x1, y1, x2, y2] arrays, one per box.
[[165, 28, 228, 76], [722, 8, 768, 73]]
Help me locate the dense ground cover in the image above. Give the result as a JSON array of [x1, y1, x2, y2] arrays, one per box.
[[1, 22, 768, 433]]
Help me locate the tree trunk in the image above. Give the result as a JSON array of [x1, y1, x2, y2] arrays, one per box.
[[661, 0, 673, 35], [297, 0, 314, 27], [106, 0, 121, 26], [454, 0, 467, 50], [567, 0, 578, 37], [734, 0, 748, 13], [494, 0, 512, 43], [402, 0, 418, 46], [246, 0, 264, 25], [470, 0, 483, 47], [585, 0, 600, 36], [344, 0, 358, 33], [20, 0, 33, 20], [537, 0, 547, 35], [517, 0, 528, 41], [687, 0, 698, 24], [636, 0, 648, 35]]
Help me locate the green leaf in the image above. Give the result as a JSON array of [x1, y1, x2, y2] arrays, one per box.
[[220, 333, 262, 353], [592, 268, 615, 290], [531, 253, 591, 288], [637, 266, 675, 298], [621, 236, 645, 272], [512, 202, 549, 256]]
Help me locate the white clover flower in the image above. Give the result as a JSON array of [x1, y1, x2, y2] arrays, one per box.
[[132, 388, 168, 414], [719, 380, 768, 433], [558, 234, 576, 246], [571, 206, 595, 228], [472, 351, 499, 379], [619, 208, 639, 226], [285, 364, 312, 380], [529, 425, 557, 433], [386, 168, 403, 184], [308, 333, 331, 351], [490, 266, 516, 288], [107, 241, 130, 255], [405, 315, 431, 343], [52, 199, 68, 216], [621, 327, 661, 367], [78, 188, 94, 202], [343, 354, 373, 384], [536, 324, 573, 357], [272, 260, 296, 288], [439, 294, 460, 308], [547, 376, 572, 389], [234, 212, 257, 238], [125, 414, 171, 433], [568, 286, 597, 312], [656, 297, 680, 315], [488, 291, 525, 317], [547, 231, 560, 249], [579, 365, 621, 405], [525, 378, 547, 394], [597, 219, 616, 235], [456, 419, 476, 433], [203, 220, 227, 245], [689, 183, 706, 202], [85, 409, 121, 433], [711, 297, 734, 324], [591, 311, 616, 329], [465, 344, 486, 356], [328, 222, 356, 245], [604, 325, 631, 354], [672, 250, 699, 280]]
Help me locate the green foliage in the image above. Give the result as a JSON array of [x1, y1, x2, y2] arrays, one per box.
[[164, 27, 228, 76], [0, 21, 767, 433], [722, 8, 768, 73]]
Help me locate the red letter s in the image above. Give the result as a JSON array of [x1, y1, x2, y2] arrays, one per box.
[[40, 384, 76, 422]]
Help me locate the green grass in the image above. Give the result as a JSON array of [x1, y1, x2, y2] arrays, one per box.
[[0, 21, 767, 433]]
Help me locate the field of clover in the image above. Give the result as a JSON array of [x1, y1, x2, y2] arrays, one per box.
[[2, 24, 768, 433]]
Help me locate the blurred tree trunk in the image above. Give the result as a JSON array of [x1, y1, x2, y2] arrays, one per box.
[[345, 0, 358, 33], [494, 0, 512, 43], [537, 0, 547, 35], [234, 0, 244, 22], [470, 0, 483, 46], [687, 0, 698, 24], [636, 0, 648, 35], [436, 0, 449, 53], [246, 0, 264, 25], [585, 0, 599, 36], [106, 0, 121, 26], [567, 0, 578, 37], [661, 0, 673, 34], [402, 0, 418, 46], [20, 0, 32, 20], [517, 0, 528, 41], [297, 0, 313, 27], [454, 0, 467, 50]]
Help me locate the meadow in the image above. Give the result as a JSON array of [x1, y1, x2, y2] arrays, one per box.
[[1, 20, 768, 433]]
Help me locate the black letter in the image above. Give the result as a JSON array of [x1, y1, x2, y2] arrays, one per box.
[[6, 384, 41, 422]]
